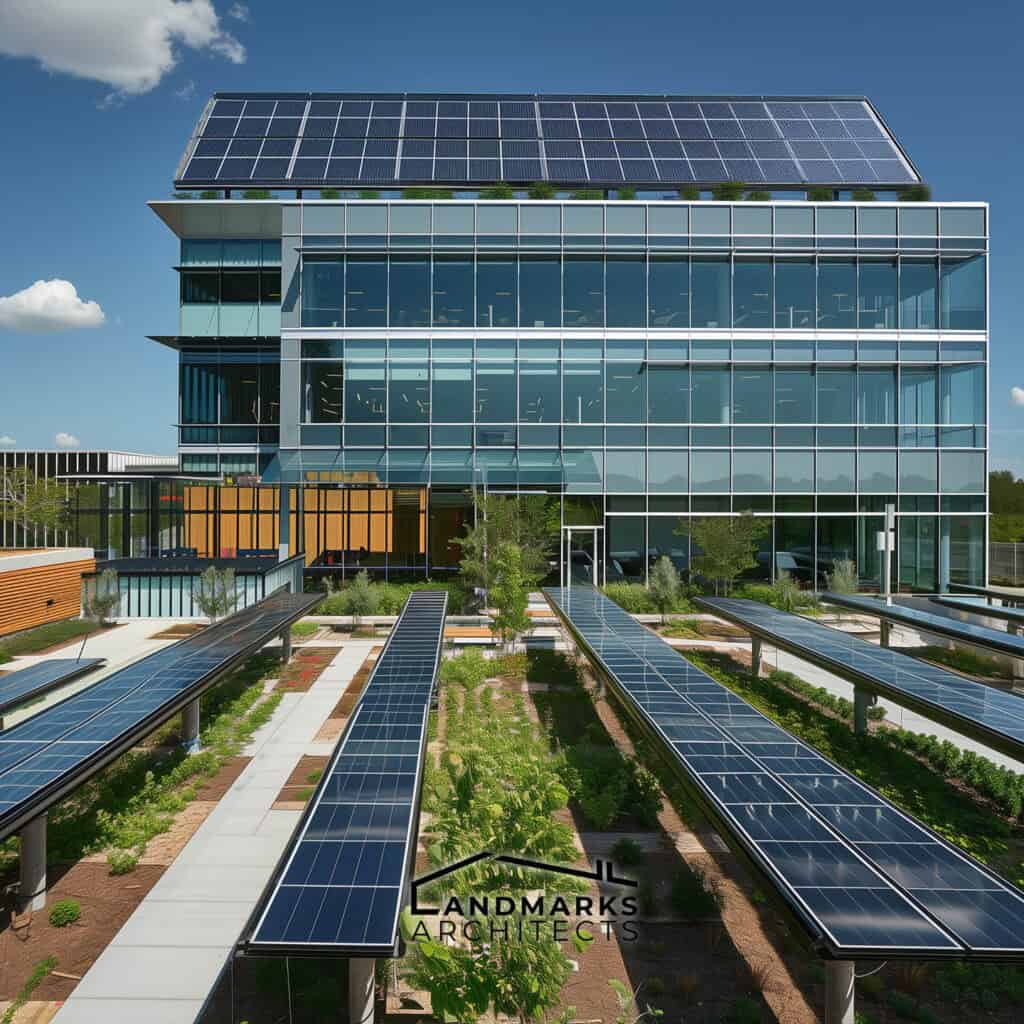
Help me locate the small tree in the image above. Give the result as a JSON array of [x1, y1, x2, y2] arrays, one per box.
[[687, 513, 768, 595], [828, 558, 858, 594], [679, 186, 700, 200], [769, 571, 802, 612], [479, 182, 514, 199], [491, 542, 531, 651], [648, 556, 680, 625], [344, 569, 378, 631], [745, 190, 770, 201], [807, 186, 835, 201], [0, 468, 66, 532], [608, 979, 664, 1024], [711, 180, 744, 201], [528, 181, 555, 199], [84, 568, 120, 626], [194, 566, 239, 622]]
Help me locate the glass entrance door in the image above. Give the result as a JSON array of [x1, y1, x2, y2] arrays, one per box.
[[561, 526, 605, 587]]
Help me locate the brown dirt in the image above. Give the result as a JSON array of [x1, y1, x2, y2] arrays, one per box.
[[148, 623, 206, 640], [313, 646, 382, 742], [273, 646, 338, 692], [273, 754, 329, 807], [0, 862, 165, 1002]]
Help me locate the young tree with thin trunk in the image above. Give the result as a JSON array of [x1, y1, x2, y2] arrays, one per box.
[[0, 468, 66, 532], [648, 555, 680, 625], [344, 569, 378, 632], [194, 567, 239, 623], [491, 542, 531, 651], [686, 513, 769, 595]]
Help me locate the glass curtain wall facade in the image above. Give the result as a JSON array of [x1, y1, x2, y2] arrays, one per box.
[[175, 199, 987, 589]]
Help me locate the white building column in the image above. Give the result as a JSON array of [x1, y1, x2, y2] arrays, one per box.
[[824, 960, 855, 1024], [181, 698, 201, 753], [348, 958, 375, 1024], [19, 812, 47, 912]]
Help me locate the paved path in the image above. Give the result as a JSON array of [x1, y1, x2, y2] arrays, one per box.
[[52, 640, 375, 1024]]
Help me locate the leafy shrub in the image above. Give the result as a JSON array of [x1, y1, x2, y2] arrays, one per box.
[[48, 899, 81, 927], [725, 996, 762, 1024], [669, 867, 720, 919], [319, 580, 468, 616], [565, 743, 662, 828], [610, 837, 645, 867], [645, 975, 665, 996], [736, 580, 819, 614], [766, 670, 887, 723], [602, 582, 695, 615], [107, 849, 138, 875], [440, 649, 490, 690]]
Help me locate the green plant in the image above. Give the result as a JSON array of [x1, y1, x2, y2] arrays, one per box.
[[645, 975, 665, 996], [319, 188, 341, 199], [0, 466, 67, 531], [290, 620, 318, 638], [199, 190, 219, 199], [402, 186, 454, 199], [242, 189, 271, 199], [440, 648, 491, 689], [688, 512, 769, 594], [1, 956, 57, 1024], [711, 180, 744, 201], [648, 556, 680, 625], [899, 184, 932, 201], [571, 188, 603, 200], [344, 569, 378, 629], [852, 187, 876, 201], [828, 558, 858, 594], [769, 571, 803, 612], [528, 181, 556, 199], [725, 996, 762, 1024], [479, 182, 514, 199], [107, 849, 138, 875], [617, 186, 637, 200], [807, 186, 835, 201], [610, 836, 645, 867], [84, 569, 121, 625], [745, 190, 770, 201], [679, 187, 700, 200], [194, 566, 239, 622], [48, 898, 81, 927], [491, 542, 531, 650], [358, 190, 380, 199], [669, 866, 720, 919]]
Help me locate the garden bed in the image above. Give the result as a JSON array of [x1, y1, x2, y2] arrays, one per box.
[[273, 646, 339, 692]]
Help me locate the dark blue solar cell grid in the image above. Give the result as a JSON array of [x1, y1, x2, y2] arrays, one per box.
[[249, 590, 447, 953], [0, 659, 104, 718], [704, 597, 1024, 755], [545, 586, 1024, 956], [180, 95, 919, 187], [0, 592, 319, 835]]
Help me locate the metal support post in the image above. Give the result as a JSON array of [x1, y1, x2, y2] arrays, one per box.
[[853, 687, 874, 735], [751, 637, 763, 680], [181, 698, 201, 753], [280, 628, 293, 663], [824, 960, 855, 1024], [19, 813, 47, 912], [349, 958, 376, 1024], [278, 483, 291, 562], [879, 620, 891, 648]]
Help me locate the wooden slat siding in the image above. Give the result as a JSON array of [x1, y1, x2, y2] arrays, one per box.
[[0, 557, 95, 636]]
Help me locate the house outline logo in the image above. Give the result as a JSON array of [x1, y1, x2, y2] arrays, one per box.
[[410, 850, 638, 916]]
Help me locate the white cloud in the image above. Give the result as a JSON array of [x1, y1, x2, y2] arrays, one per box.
[[0, 436, 16, 447], [1012, 387, 1024, 407], [0, 279, 105, 333], [175, 79, 196, 101], [54, 433, 80, 449], [0, 1, 246, 100], [228, 2, 249, 20]]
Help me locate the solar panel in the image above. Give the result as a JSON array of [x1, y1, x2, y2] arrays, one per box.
[[245, 589, 447, 956], [0, 659, 104, 720], [697, 598, 1024, 762], [0, 591, 320, 838], [949, 583, 1024, 608], [176, 93, 920, 189], [546, 586, 1024, 958], [823, 592, 1024, 661], [932, 596, 1024, 626]]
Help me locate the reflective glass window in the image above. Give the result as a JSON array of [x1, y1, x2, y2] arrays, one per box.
[[940, 451, 985, 493], [899, 258, 938, 329], [775, 369, 814, 423], [691, 451, 730, 491], [605, 362, 644, 422], [300, 258, 342, 326], [858, 451, 896, 491], [818, 258, 856, 329], [606, 450, 645, 492], [476, 257, 517, 327], [648, 450, 688, 493], [816, 369, 855, 424], [858, 368, 896, 423], [431, 363, 473, 423], [732, 450, 771, 491], [774, 258, 815, 328], [476, 362, 516, 421], [901, 369, 938, 425], [817, 451, 855, 492], [564, 256, 605, 326], [858, 258, 897, 329], [564, 362, 604, 423], [691, 367, 730, 424], [648, 256, 690, 327], [388, 255, 430, 326], [775, 451, 813, 492], [344, 362, 385, 422], [940, 364, 985, 424], [732, 367, 772, 423], [940, 256, 986, 330], [181, 271, 219, 304], [388, 363, 429, 422], [519, 363, 560, 423], [519, 256, 561, 327], [691, 256, 730, 327], [433, 256, 474, 326], [647, 367, 689, 423], [345, 256, 387, 326], [733, 257, 772, 328], [900, 451, 937, 491], [303, 363, 343, 422], [606, 256, 646, 326]]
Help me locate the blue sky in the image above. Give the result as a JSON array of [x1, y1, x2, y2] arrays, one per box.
[[0, 0, 1020, 469]]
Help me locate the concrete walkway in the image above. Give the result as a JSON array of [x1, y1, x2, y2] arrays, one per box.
[[52, 640, 375, 1024]]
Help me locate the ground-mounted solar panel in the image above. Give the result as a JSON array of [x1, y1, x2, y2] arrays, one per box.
[[244, 589, 447, 956], [545, 586, 1024, 959], [697, 598, 1024, 762], [0, 590, 320, 839], [823, 592, 1024, 661], [0, 659, 104, 720], [932, 596, 1024, 626], [175, 93, 920, 189], [949, 583, 1024, 608]]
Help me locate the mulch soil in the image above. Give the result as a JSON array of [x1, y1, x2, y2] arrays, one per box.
[[148, 623, 206, 640], [193, 755, 252, 801], [273, 754, 330, 805], [273, 646, 339, 692]]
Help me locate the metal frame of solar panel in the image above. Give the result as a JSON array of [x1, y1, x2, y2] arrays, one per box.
[[0, 659, 104, 719], [175, 92, 920, 190], [242, 589, 447, 957], [949, 583, 1024, 608], [697, 597, 1024, 763], [822, 592, 1024, 661], [546, 586, 1024, 959], [932, 595, 1024, 629], [0, 590, 320, 840]]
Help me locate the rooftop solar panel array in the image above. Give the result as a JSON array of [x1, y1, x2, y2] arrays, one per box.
[[177, 93, 919, 189], [932, 596, 1024, 626], [823, 592, 1024, 660], [547, 586, 1024, 957], [0, 659, 104, 719], [0, 590, 319, 839], [698, 598, 1024, 762], [246, 589, 447, 956]]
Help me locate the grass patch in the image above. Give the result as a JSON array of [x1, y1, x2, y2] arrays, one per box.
[[602, 582, 697, 615], [0, 618, 104, 660], [1, 957, 57, 1024], [290, 620, 318, 638], [0, 653, 283, 874]]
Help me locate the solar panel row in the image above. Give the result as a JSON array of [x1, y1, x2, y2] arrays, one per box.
[[933, 596, 1024, 626], [0, 590, 320, 839], [177, 93, 918, 188], [698, 597, 1024, 761], [0, 659, 104, 719], [546, 586, 1024, 957], [246, 589, 448, 955], [823, 592, 1024, 660]]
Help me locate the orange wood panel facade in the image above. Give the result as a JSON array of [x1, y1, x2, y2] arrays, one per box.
[[0, 556, 95, 637]]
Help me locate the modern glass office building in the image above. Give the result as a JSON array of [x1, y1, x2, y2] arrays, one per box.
[[148, 92, 988, 590]]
